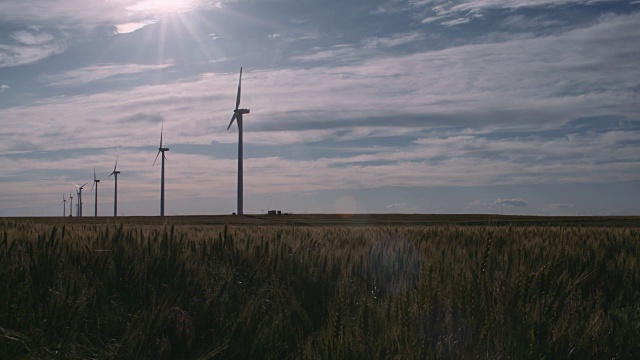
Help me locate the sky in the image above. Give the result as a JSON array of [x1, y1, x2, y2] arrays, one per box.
[[0, 0, 639, 217]]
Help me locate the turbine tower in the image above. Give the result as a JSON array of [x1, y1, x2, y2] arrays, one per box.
[[109, 155, 121, 217], [69, 191, 73, 217], [74, 182, 88, 217], [76, 189, 79, 216], [91, 167, 100, 217], [61, 194, 67, 217], [153, 121, 169, 216], [226, 67, 250, 215]]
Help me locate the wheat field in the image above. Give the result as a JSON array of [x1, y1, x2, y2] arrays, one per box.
[[1, 218, 639, 359]]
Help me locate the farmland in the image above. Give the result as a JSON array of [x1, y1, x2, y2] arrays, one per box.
[[1, 215, 639, 359]]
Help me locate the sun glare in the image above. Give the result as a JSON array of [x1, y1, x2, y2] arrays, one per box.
[[127, 0, 198, 15]]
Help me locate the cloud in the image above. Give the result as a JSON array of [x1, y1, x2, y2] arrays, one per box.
[[363, 32, 424, 48], [495, 198, 529, 207], [3, 11, 639, 145], [283, 11, 640, 129], [1, 11, 639, 214], [0, 43, 65, 68], [386, 202, 407, 208], [405, 0, 620, 26], [291, 44, 358, 62], [500, 15, 565, 30], [10, 31, 55, 45], [0, 84, 8, 92], [0, 30, 66, 68], [41, 62, 174, 87], [546, 203, 574, 210], [115, 21, 156, 34], [441, 17, 472, 26]]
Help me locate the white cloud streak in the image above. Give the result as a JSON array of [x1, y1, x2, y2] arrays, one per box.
[[495, 198, 529, 207], [0, 30, 66, 68], [404, 0, 623, 26], [42, 62, 174, 87]]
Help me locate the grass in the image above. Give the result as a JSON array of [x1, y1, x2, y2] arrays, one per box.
[[1, 217, 639, 358]]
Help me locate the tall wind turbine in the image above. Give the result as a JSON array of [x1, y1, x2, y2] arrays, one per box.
[[153, 121, 169, 216], [61, 194, 67, 217], [226, 67, 250, 215], [74, 182, 88, 217], [91, 167, 100, 217], [109, 155, 121, 217], [69, 191, 74, 217]]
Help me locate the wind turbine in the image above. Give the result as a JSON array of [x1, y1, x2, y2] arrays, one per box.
[[109, 155, 121, 217], [153, 121, 169, 216], [69, 191, 73, 217], [226, 67, 250, 215], [91, 167, 100, 217], [61, 194, 67, 217], [74, 182, 88, 217]]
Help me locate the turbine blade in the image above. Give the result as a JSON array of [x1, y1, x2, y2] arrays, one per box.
[[160, 121, 164, 148], [73, 182, 80, 188], [227, 113, 237, 130], [114, 155, 118, 172], [235, 67, 242, 110], [93, 167, 97, 181], [90, 180, 95, 193], [153, 150, 161, 166]]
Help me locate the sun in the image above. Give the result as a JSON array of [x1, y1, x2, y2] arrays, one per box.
[[126, 0, 199, 15], [115, 0, 203, 34]]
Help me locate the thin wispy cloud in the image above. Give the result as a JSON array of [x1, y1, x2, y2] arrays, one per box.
[[42, 62, 175, 87], [0, 30, 66, 68], [409, 0, 622, 26], [10, 31, 55, 45], [495, 198, 529, 207]]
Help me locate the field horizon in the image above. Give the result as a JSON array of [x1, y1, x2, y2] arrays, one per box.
[[5, 213, 640, 227]]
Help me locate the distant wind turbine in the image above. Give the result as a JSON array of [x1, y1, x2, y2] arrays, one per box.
[[226, 67, 250, 215], [69, 191, 74, 217], [153, 121, 169, 216], [74, 182, 88, 217], [91, 167, 100, 217], [109, 155, 121, 217], [61, 194, 67, 217]]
